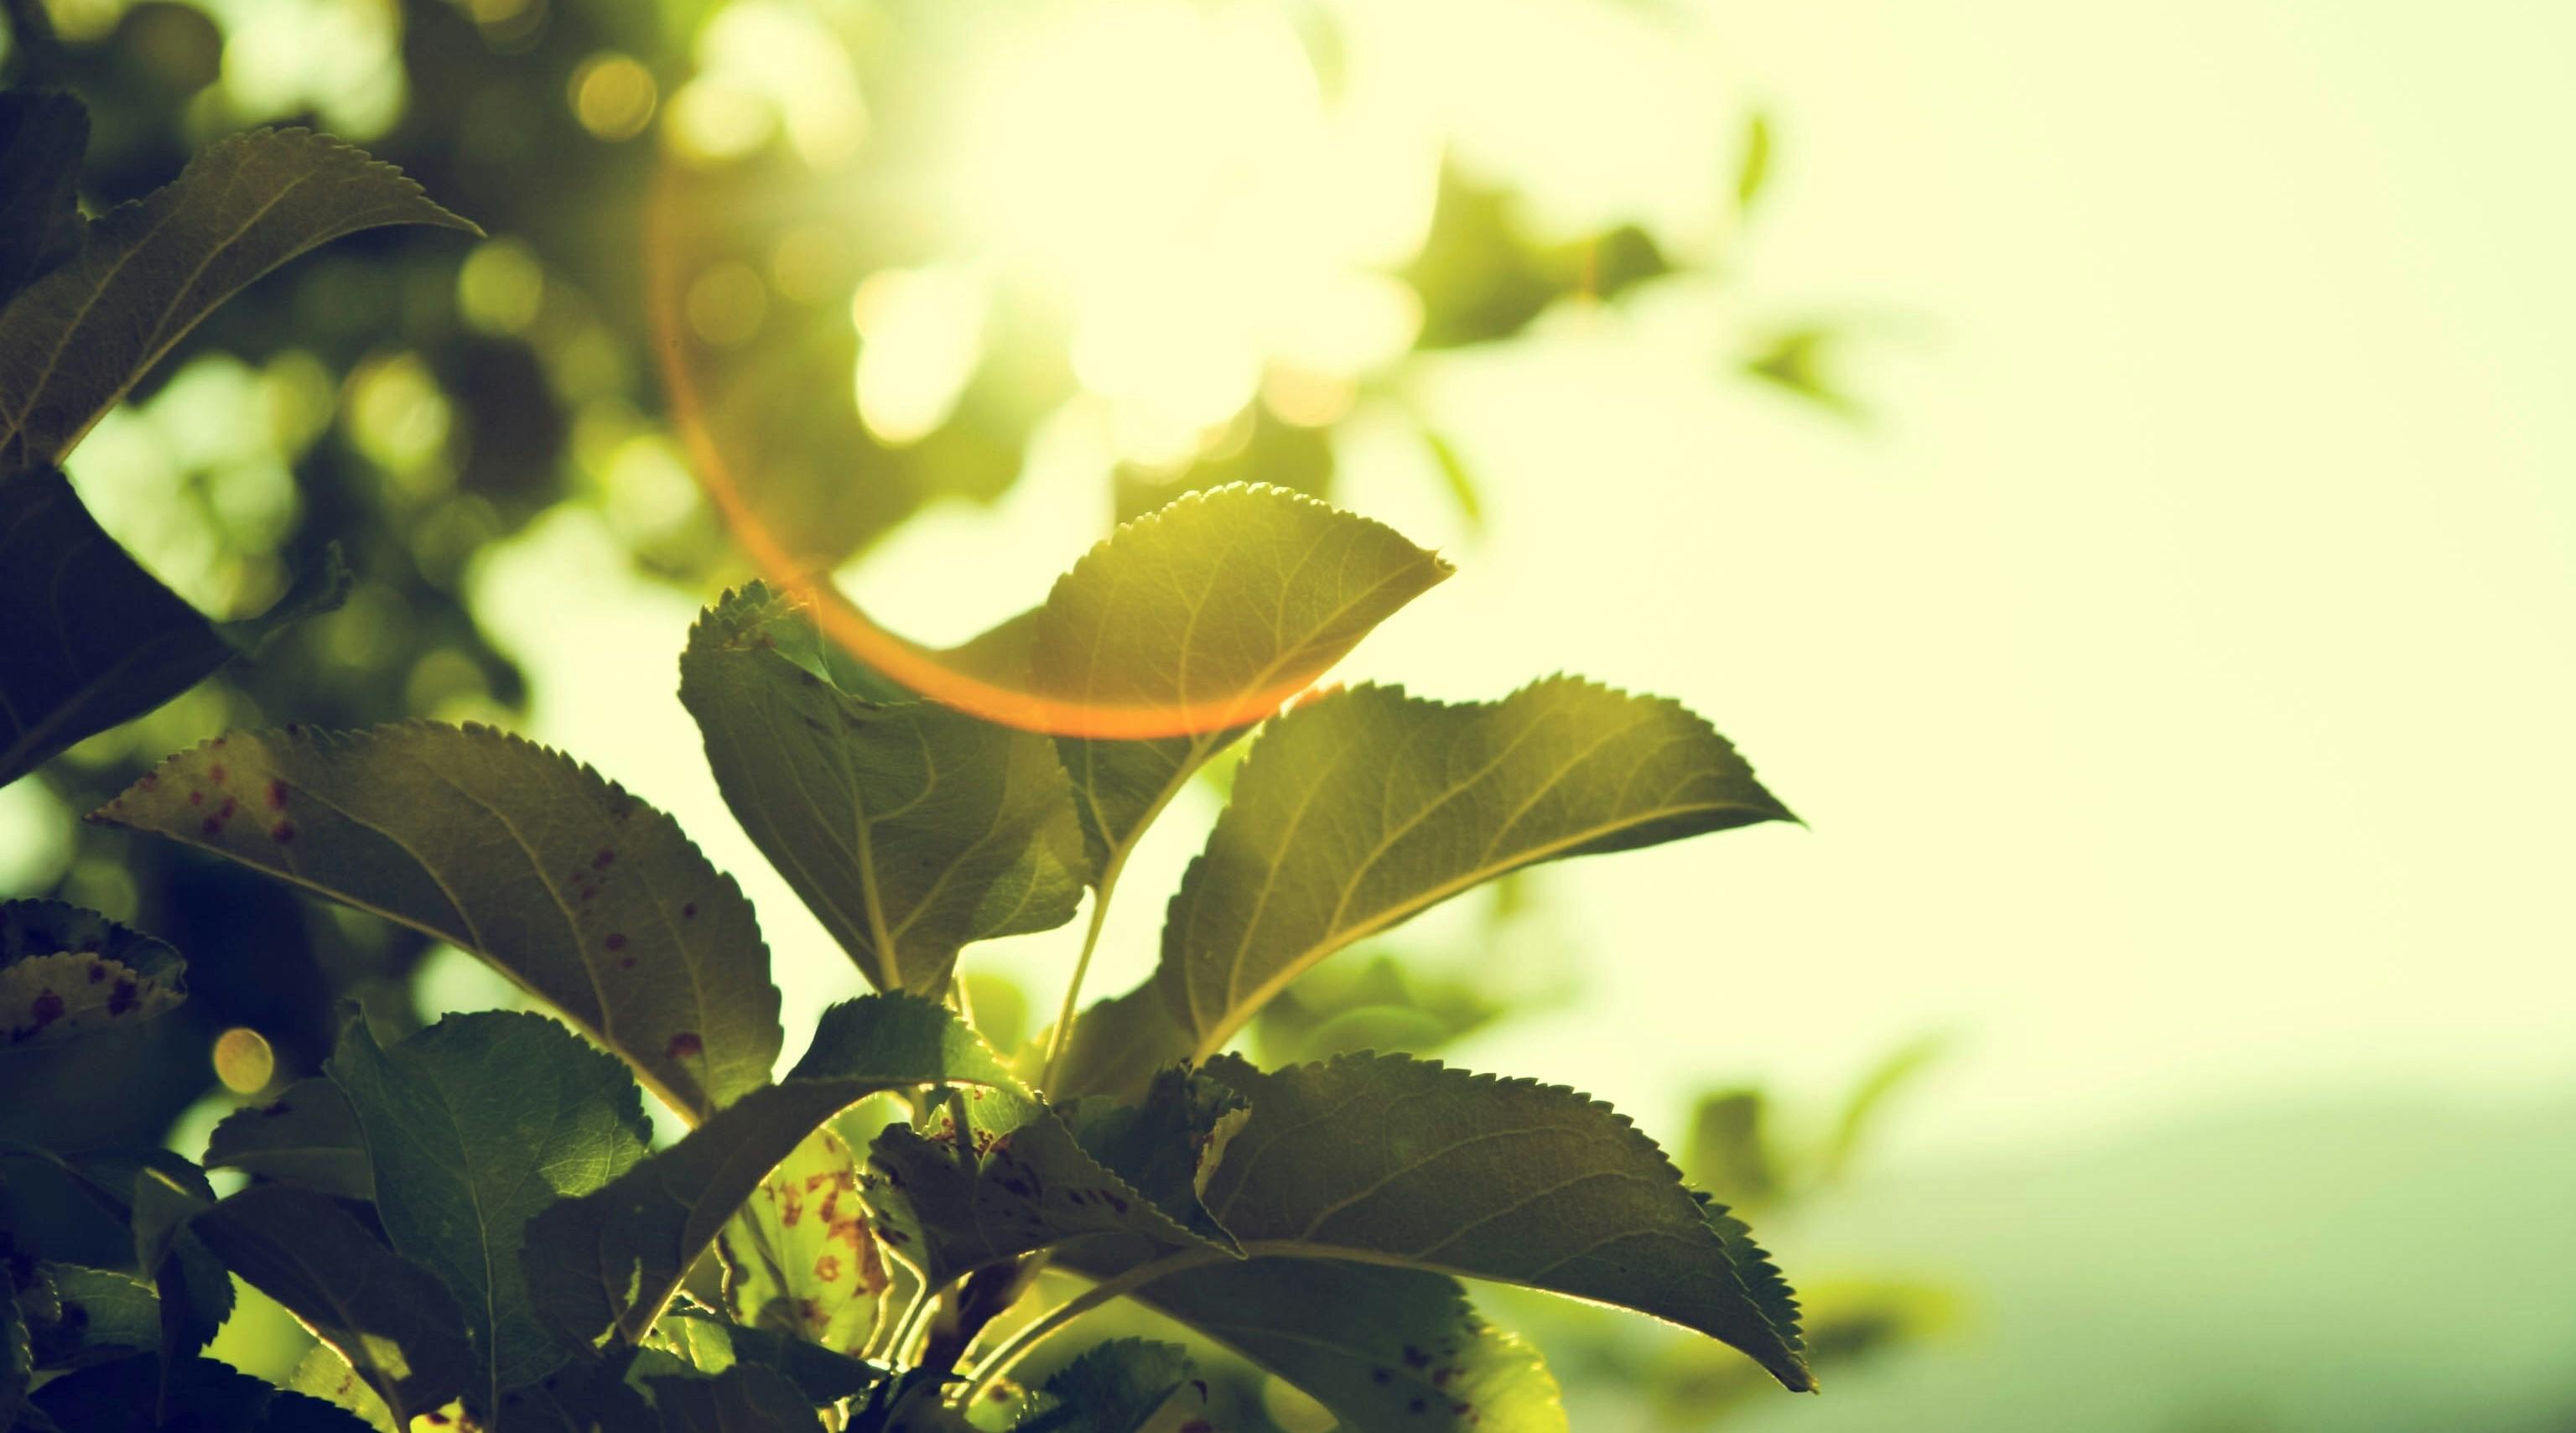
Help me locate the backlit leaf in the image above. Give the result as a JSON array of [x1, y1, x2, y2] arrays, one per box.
[[203, 1077, 372, 1201], [680, 584, 1086, 995], [283, 1345, 398, 1433], [1013, 1338, 1195, 1433], [1045, 982, 1192, 1103], [0, 899, 184, 1049], [130, 1165, 228, 1371], [0, 127, 477, 468], [646, 1312, 886, 1405], [0, 470, 349, 789], [641, 1363, 820, 1432], [1029, 485, 1450, 873], [1192, 1052, 1810, 1390], [21, 1263, 158, 1371], [327, 1010, 654, 1410], [522, 994, 1016, 1347], [714, 1127, 890, 1356], [191, 1185, 476, 1426], [95, 722, 784, 1120], [1160, 679, 1792, 1059]]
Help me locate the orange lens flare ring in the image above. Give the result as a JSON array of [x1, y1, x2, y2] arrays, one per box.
[[644, 164, 1317, 740]]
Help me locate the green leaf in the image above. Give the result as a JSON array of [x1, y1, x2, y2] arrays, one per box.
[[0, 126, 478, 469], [203, 1077, 373, 1201], [22, 1263, 159, 1370], [1123, 1260, 1564, 1433], [1160, 678, 1794, 1059], [646, 1312, 886, 1405], [1736, 111, 1775, 213], [714, 1127, 889, 1355], [0, 92, 89, 304], [1013, 1337, 1195, 1433], [0, 469, 351, 788], [1682, 1090, 1778, 1208], [30, 1352, 380, 1431], [192, 1185, 477, 1427], [679, 584, 1087, 995], [1045, 983, 1192, 1103], [94, 722, 784, 1120], [130, 1165, 229, 1369], [326, 1010, 654, 1410], [865, 1110, 1228, 1292], [0, 899, 184, 1048], [641, 1363, 820, 1432], [1192, 1052, 1810, 1391], [1030, 485, 1450, 873], [1061, 1066, 1247, 1246], [522, 994, 1017, 1347], [283, 1345, 398, 1433]]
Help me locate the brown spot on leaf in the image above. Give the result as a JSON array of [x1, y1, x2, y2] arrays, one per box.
[[604, 932, 626, 952], [813, 1254, 842, 1282], [208, 763, 226, 784], [86, 963, 106, 984], [667, 1031, 703, 1060], [619, 956, 636, 969], [592, 848, 615, 870], [107, 979, 138, 1016], [271, 821, 296, 844], [680, 902, 697, 919], [187, 791, 202, 807], [29, 991, 65, 1030], [265, 780, 288, 810]]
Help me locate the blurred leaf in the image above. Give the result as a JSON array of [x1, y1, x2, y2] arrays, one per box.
[[1415, 423, 1487, 533], [1122, 1259, 1565, 1433], [679, 584, 1086, 996], [640, 1363, 818, 1432], [328, 1010, 654, 1410], [0, 91, 87, 304], [1114, 408, 1332, 525], [0, 126, 478, 468], [522, 994, 1016, 1347], [713, 1127, 889, 1356], [1736, 112, 1775, 213], [0, 899, 184, 1049], [1161, 680, 1793, 1059], [1046, 983, 1193, 1104], [29, 1351, 378, 1431], [1683, 1090, 1779, 1209], [865, 1110, 1228, 1291], [95, 722, 785, 1120], [1406, 164, 1672, 349], [21, 1262, 158, 1370], [1191, 1052, 1810, 1390], [1824, 1035, 1947, 1181], [647, 1312, 886, 1405], [203, 1077, 371, 1201], [1031, 485, 1450, 875], [1742, 324, 1863, 419], [1014, 1337, 1195, 1433], [1249, 953, 1507, 1067], [1, 1288, 25, 1431], [192, 1184, 477, 1426], [0, 468, 350, 789]]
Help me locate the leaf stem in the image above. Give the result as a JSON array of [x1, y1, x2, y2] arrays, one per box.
[[1038, 844, 1130, 1094], [953, 1246, 1228, 1405]]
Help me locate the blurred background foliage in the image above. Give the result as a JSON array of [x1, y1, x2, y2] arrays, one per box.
[[0, 0, 1895, 1425]]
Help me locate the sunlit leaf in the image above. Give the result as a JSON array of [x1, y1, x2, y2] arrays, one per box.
[[1122, 1259, 1565, 1433], [1030, 485, 1450, 873], [1192, 1052, 1810, 1390], [0, 127, 478, 469], [647, 1312, 886, 1405], [0, 92, 88, 304], [522, 994, 1016, 1347], [0, 899, 184, 1049], [95, 722, 785, 1120], [192, 1185, 477, 1427], [1013, 1338, 1196, 1433], [328, 1010, 655, 1410], [202, 1077, 372, 1201], [30, 1351, 378, 1431], [1161, 679, 1793, 1058], [714, 1127, 890, 1356], [0, 469, 350, 788], [283, 1345, 398, 1433], [680, 584, 1086, 995]]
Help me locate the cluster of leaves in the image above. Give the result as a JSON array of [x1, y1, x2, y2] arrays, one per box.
[[1, 83, 1825, 1433]]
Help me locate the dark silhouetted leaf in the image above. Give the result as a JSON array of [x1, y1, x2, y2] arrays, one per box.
[[1062, 1066, 1247, 1245], [192, 1185, 476, 1426], [1046, 983, 1192, 1103], [130, 1164, 228, 1378], [1192, 1052, 1810, 1390], [641, 1363, 818, 1431], [680, 584, 1086, 995], [1014, 1337, 1195, 1433], [647, 1313, 886, 1405], [0, 127, 477, 468], [523, 994, 1015, 1347], [21, 1263, 158, 1370], [1124, 1259, 1564, 1433], [96, 722, 784, 1120], [203, 1077, 371, 1200], [328, 1010, 654, 1410], [1161, 679, 1793, 1058], [0, 91, 87, 303], [30, 1352, 377, 1431], [0, 470, 349, 788]]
